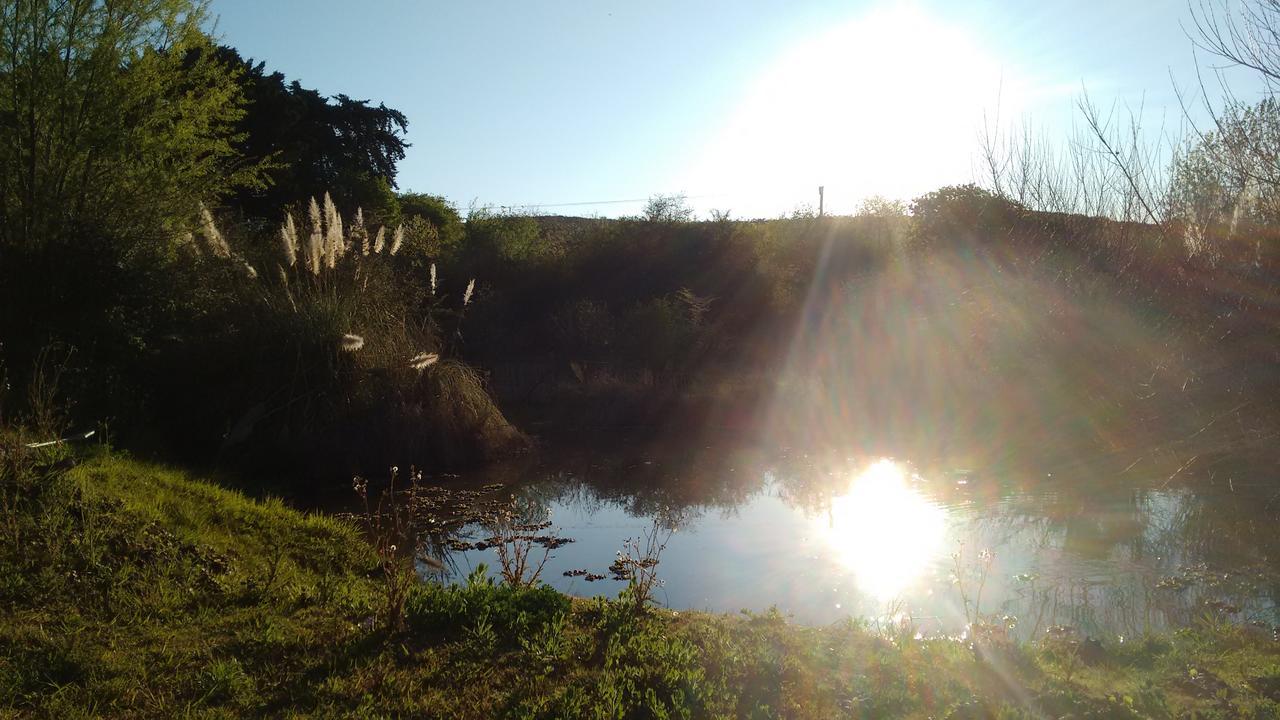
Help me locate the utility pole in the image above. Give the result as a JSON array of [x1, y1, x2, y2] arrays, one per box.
[[818, 186, 824, 217]]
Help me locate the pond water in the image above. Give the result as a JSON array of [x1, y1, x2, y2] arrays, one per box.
[[387, 441, 1279, 640]]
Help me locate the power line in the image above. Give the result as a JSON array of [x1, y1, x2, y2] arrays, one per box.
[[482, 192, 726, 212], [507, 197, 651, 209]]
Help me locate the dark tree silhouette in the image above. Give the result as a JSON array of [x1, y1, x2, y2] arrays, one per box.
[[211, 46, 410, 226]]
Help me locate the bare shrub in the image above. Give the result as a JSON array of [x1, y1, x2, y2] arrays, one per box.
[[353, 466, 419, 632], [609, 517, 674, 615]]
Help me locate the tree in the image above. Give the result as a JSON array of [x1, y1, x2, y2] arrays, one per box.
[[856, 195, 907, 218], [0, 0, 254, 250], [401, 190, 468, 257], [642, 193, 694, 223], [1190, 0, 1280, 90], [0, 0, 260, 423], [910, 184, 1021, 240], [212, 46, 409, 226], [1183, 3, 1280, 222]]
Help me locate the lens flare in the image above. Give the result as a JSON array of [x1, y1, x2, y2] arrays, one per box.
[[817, 459, 947, 600]]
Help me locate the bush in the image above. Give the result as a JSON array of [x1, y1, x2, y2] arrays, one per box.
[[910, 184, 1024, 247]]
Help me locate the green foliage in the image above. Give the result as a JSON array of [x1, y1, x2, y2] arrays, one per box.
[[0, 0, 258, 249], [857, 195, 908, 218], [910, 184, 1023, 246], [0, 0, 263, 425], [1167, 97, 1280, 258], [618, 296, 698, 372], [400, 192, 466, 255], [405, 564, 570, 643], [464, 208, 552, 265]]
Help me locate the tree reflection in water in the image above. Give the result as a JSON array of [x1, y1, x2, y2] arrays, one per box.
[[395, 441, 1278, 639]]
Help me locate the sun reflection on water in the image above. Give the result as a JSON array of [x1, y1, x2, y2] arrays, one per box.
[[818, 459, 948, 600]]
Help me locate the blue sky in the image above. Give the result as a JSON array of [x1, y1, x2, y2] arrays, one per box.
[[208, 0, 1264, 218]]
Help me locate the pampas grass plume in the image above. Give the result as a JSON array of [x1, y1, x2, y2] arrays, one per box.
[[199, 204, 231, 258], [323, 193, 343, 269], [309, 196, 322, 230], [430, 263, 437, 295], [341, 334, 364, 352], [280, 213, 298, 267], [390, 224, 404, 256], [307, 197, 323, 275], [408, 352, 439, 371], [307, 228, 322, 275], [373, 226, 386, 254], [463, 278, 476, 306], [353, 207, 369, 256]]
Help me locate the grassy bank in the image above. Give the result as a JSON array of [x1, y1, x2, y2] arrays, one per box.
[[3, 446, 1279, 718]]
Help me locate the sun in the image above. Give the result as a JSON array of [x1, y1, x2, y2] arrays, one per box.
[[679, 4, 1023, 217], [815, 459, 948, 600]]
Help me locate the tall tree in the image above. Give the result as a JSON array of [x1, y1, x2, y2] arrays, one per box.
[[0, 0, 257, 423], [212, 46, 409, 226], [0, 0, 253, 250]]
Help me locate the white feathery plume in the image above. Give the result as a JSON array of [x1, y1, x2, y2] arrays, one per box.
[[323, 193, 342, 269], [429, 263, 437, 295], [390, 224, 404, 256], [408, 352, 439, 372], [355, 207, 369, 256], [307, 197, 323, 275], [199, 204, 230, 258], [340, 334, 364, 352], [323, 192, 336, 225], [463, 278, 476, 306], [308, 196, 322, 230], [280, 213, 298, 267], [307, 229, 323, 275], [373, 226, 386, 254]]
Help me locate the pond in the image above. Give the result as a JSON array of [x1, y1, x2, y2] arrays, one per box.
[[365, 440, 1280, 641]]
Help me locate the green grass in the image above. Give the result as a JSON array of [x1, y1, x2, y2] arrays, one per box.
[[2, 447, 1278, 718]]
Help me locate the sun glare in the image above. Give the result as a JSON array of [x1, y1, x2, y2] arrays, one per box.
[[680, 4, 1028, 216], [818, 459, 947, 600]]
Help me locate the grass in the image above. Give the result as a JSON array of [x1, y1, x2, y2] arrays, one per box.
[[2, 445, 1279, 718]]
